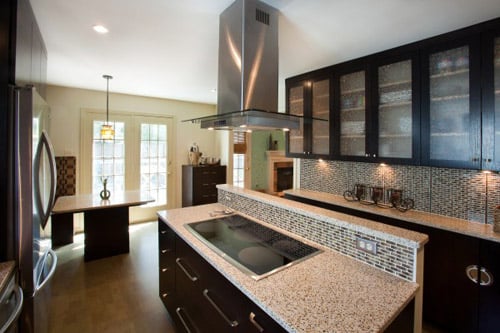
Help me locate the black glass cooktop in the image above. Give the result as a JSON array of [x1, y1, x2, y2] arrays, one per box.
[[185, 214, 321, 280]]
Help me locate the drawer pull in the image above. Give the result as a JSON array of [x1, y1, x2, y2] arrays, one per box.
[[249, 312, 264, 332], [160, 230, 167, 234], [161, 292, 169, 298], [161, 249, 171, 254], [203, 289, 238, 327], [175, 307, 193, 333], [161, 268, 168, 272], [176, 258, 198, 282]]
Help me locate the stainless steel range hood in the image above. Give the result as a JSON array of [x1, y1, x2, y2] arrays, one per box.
[[184, 0, 300, 131]]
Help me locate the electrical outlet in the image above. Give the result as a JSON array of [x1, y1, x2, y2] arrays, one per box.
[[356, 237, 377, 255]]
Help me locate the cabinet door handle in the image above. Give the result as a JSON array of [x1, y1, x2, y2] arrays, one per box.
[[466, 265, 479, 284], [161, 249, 171, 254], [202, 289, 239, 327], [162, 292, 169, 298], [175, 307, 193, 333], [249, 312, 264, 332], [160, 230, 167, 234], [176, 258, 198, 282], [479, 267, 494, 287], [161, 268, 168, 273]]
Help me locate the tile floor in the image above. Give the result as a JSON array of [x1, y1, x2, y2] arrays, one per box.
[[48, 222, 175, 333]]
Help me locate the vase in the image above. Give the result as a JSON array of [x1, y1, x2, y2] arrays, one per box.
[[100, 180, 111, 200]]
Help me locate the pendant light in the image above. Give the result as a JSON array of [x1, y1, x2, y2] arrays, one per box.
[[100, 74, 114, 140]]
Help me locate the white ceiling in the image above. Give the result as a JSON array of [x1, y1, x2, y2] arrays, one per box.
[[31, 0, 500, 109]]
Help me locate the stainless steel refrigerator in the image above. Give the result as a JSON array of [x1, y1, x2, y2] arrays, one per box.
[[9, 85, 57, 333]]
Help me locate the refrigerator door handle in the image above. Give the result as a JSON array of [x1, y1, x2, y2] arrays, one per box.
[[33, 249, 57, 297], [33, 130, 57, 230], [0, 285, 24, 333]]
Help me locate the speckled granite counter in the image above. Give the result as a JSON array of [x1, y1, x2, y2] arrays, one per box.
[[158, 204, 420, 333], [0, 261, 15, 292], [284, 188, 500, 243]]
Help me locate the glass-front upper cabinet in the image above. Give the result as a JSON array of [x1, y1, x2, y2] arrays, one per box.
[[333, 52, 419, 163], [421, 36, 481, 169], [482, 32, 500, 171], [339, 69, 366, 157], [287, 83, 305, 155], [377, 59, 416, 160], [286, 71, 331, 158]]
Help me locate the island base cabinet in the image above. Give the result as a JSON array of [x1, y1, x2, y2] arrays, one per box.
[[158, 218, 288, 333]]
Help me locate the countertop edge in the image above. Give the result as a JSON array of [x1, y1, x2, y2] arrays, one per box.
[[284, 188, 500, 244]]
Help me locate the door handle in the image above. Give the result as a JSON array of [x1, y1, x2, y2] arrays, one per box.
[[479, 267, 494, 287], [34, 249, 57, 296], [33, 130, 57, 229], [0, 285, 24, 333], [466, 265, 479, 284]]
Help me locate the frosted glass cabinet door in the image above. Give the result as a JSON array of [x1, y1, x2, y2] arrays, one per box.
[[288, 85, 304, 154], [428, 45, 475, 162], [340, 71, 366, 156], [311, 79, 330, 155], [378, 60, 413, 158]]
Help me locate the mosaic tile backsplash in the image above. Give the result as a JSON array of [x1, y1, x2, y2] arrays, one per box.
[[218, 188, 417, 282], [299, 159, 500, 224]]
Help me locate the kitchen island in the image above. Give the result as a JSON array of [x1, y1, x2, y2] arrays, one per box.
[[158, 185, 428, 333]]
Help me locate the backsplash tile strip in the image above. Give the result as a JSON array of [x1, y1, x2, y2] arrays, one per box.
[[218, 188, 417, 282], [300, 159, 494, 225]]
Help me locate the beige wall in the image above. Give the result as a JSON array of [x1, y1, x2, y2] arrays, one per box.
[[46, 85, 218, 209]]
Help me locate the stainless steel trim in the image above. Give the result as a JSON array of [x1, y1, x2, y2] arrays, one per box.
[[466, 265, 479, 284], [0, 285, 24, 333], [479, 267, 494, 287], [202, 289, 239, 327], [249, 312, 264, 332], [34, 249, 57, 296], [175, 307, 192, 333], [175, 258, 198, 282], [184, 219, 322, 281], [33, 130, 57, 230]]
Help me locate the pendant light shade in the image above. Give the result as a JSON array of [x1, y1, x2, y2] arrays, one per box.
[[101, 74, 114, 140]]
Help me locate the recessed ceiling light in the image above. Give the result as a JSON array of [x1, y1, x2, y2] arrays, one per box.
[[93, 25, 109, 34]]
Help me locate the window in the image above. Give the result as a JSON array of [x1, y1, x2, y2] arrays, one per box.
[[140, 123, 167, 205], [233, 131, 247, 188], [82, 110, 173, 218], [92, 120, 125, 194]]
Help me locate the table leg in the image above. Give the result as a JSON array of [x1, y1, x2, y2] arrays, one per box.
[[51, 213, 74, 247], [83, 206, 130, 261]]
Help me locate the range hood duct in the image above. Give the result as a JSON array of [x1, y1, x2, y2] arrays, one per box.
[[184, 0, 301, 131]]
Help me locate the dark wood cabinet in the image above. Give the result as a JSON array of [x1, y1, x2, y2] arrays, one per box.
[[157, 219, 288, 333], [420, 33, 482, 169], [332, 49, 420, 164], [182, 165, 226, 207], [286, 69, 331, 159], [481, 27, 500, 171], [286, 17, 500, 169], [284, 193, 500, 333], [14, 0, 48, 98]]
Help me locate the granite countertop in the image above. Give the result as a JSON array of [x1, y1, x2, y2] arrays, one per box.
[[284, 189, 500, 244], [158, 204, 419, 333], [0, 261, 16, 292]]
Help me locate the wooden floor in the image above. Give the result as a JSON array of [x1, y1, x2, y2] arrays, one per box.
[[48, 221, 176, 333]]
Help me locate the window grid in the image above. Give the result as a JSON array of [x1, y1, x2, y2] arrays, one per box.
[[140, 123, 167, 205], [233, 154, 245, 188], [92, 121, 125, 194]]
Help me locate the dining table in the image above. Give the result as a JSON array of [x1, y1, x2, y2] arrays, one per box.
[[51, 190, 154, 261]]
